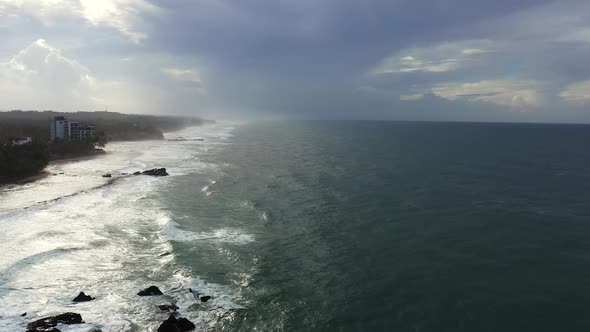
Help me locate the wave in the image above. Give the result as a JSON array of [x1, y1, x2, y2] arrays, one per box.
[[162, 218, 255, 245]]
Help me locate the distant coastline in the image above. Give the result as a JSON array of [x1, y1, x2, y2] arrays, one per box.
[[0, 110, 213, 186]]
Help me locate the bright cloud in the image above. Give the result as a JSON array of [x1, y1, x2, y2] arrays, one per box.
[[371, 40, 493, 74], [432, 80, 543, 109], [559, 81, 590, 103], [162, 68, 202, 84], [0, 39, 97, 106], [400, 93, 424, 101], [0, 0, 159, 42], [161, 67, 206, 94], [0, 38, 153, 112], [80, 0, 160, 43]]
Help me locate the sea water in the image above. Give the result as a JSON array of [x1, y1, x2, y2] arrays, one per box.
[[3, 121, 590, 331]]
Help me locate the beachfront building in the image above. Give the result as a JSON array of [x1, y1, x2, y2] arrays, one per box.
[[49, 116, 69, 141], [49, 116, 95, 141], [79, 125, 95, 139]]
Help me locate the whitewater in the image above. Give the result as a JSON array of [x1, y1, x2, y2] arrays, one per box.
[[0, 123, 244, 331]]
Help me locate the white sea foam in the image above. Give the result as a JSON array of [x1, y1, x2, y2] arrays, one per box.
[[0, 122, 241, 331], [163, 220, 255, 245]]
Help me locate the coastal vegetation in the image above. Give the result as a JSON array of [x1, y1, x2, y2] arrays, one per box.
[[0, 141, 49, 182], [48, 136, 106, 159]]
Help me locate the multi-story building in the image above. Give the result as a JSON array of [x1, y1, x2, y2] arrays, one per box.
[[49, 116, 95, 141], [79, 125, 95, 140], [49, 116, 69, 141]]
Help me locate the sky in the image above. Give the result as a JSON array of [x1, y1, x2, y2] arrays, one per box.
[[1, 0, 590, 122]]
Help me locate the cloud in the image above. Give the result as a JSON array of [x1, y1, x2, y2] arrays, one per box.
[[0, 38, 142, 112], [400, 93, 424, 101], [4, 0, 590, 122], [162, 68, 201, 83], [0, 38, 97, 105], [0, 0, 160, 42], [370, 40, 493, 74], [432, 80, 543, 109], [79, 0, 160, 43], [559, 80, 590, 103], [161, 67, 205, 93]]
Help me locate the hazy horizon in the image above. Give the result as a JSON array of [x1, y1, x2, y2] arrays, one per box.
[[2, 1, 590, 122]]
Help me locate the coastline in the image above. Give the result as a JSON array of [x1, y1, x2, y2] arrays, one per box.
[[0, 149, 106, 187], [0, 122, 232, 331], [49, 148, 106, 165], [0, 121, 206, 188]]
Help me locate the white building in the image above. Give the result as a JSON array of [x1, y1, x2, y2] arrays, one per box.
[[49, 116, 95, 141], [49, 116, 69, 141]]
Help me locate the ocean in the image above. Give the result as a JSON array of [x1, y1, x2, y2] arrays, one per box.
[[2, 121, 590, 331]]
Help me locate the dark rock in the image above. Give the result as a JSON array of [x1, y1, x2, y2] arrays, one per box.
[[102, 173, 112, 178], [26, 312, 83, 331], [158, 304, 179, 312], [176, 317, 196, 331], [200, 296, 211, 303], [138, 285, 163, 296], [158, 315, 181, 332], [73, 292, 95, 302], [53, 313, 83, 324], [158, 314, 195, 332], [133, 171, 141, 175], [141, 168, 169, 177], [21, 312, 27, 317]]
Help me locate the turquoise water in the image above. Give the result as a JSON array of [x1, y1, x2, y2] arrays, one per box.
[[160, 121, 590, 331]]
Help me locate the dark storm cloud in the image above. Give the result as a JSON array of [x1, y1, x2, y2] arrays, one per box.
[[148, 0, 548, 75], [138, 0, 590, 121]]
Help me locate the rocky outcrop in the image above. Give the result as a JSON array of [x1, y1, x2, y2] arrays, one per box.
[[138, 286, 163, 296], [26, 312, 83, 332], [141, 168, 169, 176], [157, 314, 195, 332], [72, 292, 95, 302], [101, 173, 112, 178], [200, 296, 211, 303]]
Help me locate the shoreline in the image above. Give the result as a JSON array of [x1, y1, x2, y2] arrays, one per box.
[[0, 123, 210, 187], [0, 149, 106, 187], [49, 148, 106, 165]]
